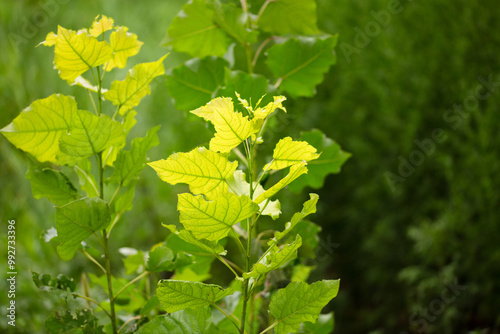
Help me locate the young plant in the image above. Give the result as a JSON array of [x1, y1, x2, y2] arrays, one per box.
[[146, 94, 348, 333], [1, 16, 166, 333], [163, 0, 346, 194]]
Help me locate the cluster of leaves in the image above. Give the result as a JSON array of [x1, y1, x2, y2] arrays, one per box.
[[163, 0, 347, 193], [143, 94, 347, 333], [1, 16, 166, 333]]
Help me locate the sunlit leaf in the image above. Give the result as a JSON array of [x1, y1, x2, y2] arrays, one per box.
[[157, 280, 234, 313], [254, 162, 308, 204], [165, 0, 231, 58], [257, 0, 319, 35], [104, 26, 143, 72], [147, 245, 174, 272], [264, 137, 320, 171], [0, 94, 77, 163], [166, 57, 227, 112], [227, 170, 281, 219], [148, 147, 237, 200], [58, 110, 125, 160], [266, 36, 338, 97], [89, 15, 114, 37], [269, 280, 340, 334], [272, 193, 319, 244], [289, 129, 351, 192], [50, 26, 113, 82], [244, 235, 302, 278], [55, 198, 111, 261], [104, 55, 167, 114], [191, 97, 258, 153], [178, 192, 258, 242], [252, 95, 287, 120], [107, 126, 160, 186]]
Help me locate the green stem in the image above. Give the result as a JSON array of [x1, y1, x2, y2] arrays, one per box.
[[216, 255, 241, 279], [118, 315, 143, 333], [81, 249, 106, 275], [213, 303, 241, 333], [113, 271, 149, 301], [245, 43, 253, 74], [259, 321, 278, 334], [102, 230, 118, 334], [73, 293, 112, 319]]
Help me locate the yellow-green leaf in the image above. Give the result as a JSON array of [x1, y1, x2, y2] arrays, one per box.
[[264, 137, 320, 170], [52, 26, 113, 82], [148, 147, 237, 200], [104, 26, 143, 72], [89, 15, 114, 37], [254, 162, 308, 204], [178, 192, 258, 242], [253, 95, 287, 120], [58, 110, 125, 159], [191, 97, 257, 153], [0, 94, 76, 163], [244, 235, 302, 279], [104, 55, 167, 114]]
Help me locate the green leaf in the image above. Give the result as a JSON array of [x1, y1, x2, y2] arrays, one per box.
[[123, 250, 145, 275], [45, 309, 105, 334], [55, 198, 110, 260], [26, 161, 79, 206], [102, 108, 137, 167], [301, 312, 335, 334], [264, 136, 320, 171], [291, 264, 315, 283], [244, 235, 302, 278], [227, 170, 281, 219], [147, 245, 174, 272], [1, 94, 77, 163], [178, 192, 258, 242], [289, 129, 351, 192], [113, 182, 136, 214], [33, 272, 76, 293], [59, 110, 125, 160], [164, 224, 227, 256], [254, 162, 308, 204], [191, 97, 258, 153], [257, 0, 319, 35], [107, 126, 160, 186], [148, 147, 238, 200], [272, 193, 319, 244], [269, 280, 340, 334], [104, 26, 143, 72], [213, 3, 259, 45], [48, 26, 113, 83], [266, 36, 338, 97], [157, 280, 234, 313], [217, 69, 268, 107], [165, 0, 231, 58], [137, 306, 212, 334], [89, 15, 114, 37], [104, 55, 167, 114], [166, 57, 227, 112]]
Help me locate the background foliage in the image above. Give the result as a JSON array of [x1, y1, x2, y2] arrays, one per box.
[[1, 0, 499, 333]]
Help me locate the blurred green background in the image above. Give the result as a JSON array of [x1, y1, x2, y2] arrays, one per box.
[[1, 0, 499, 333]]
